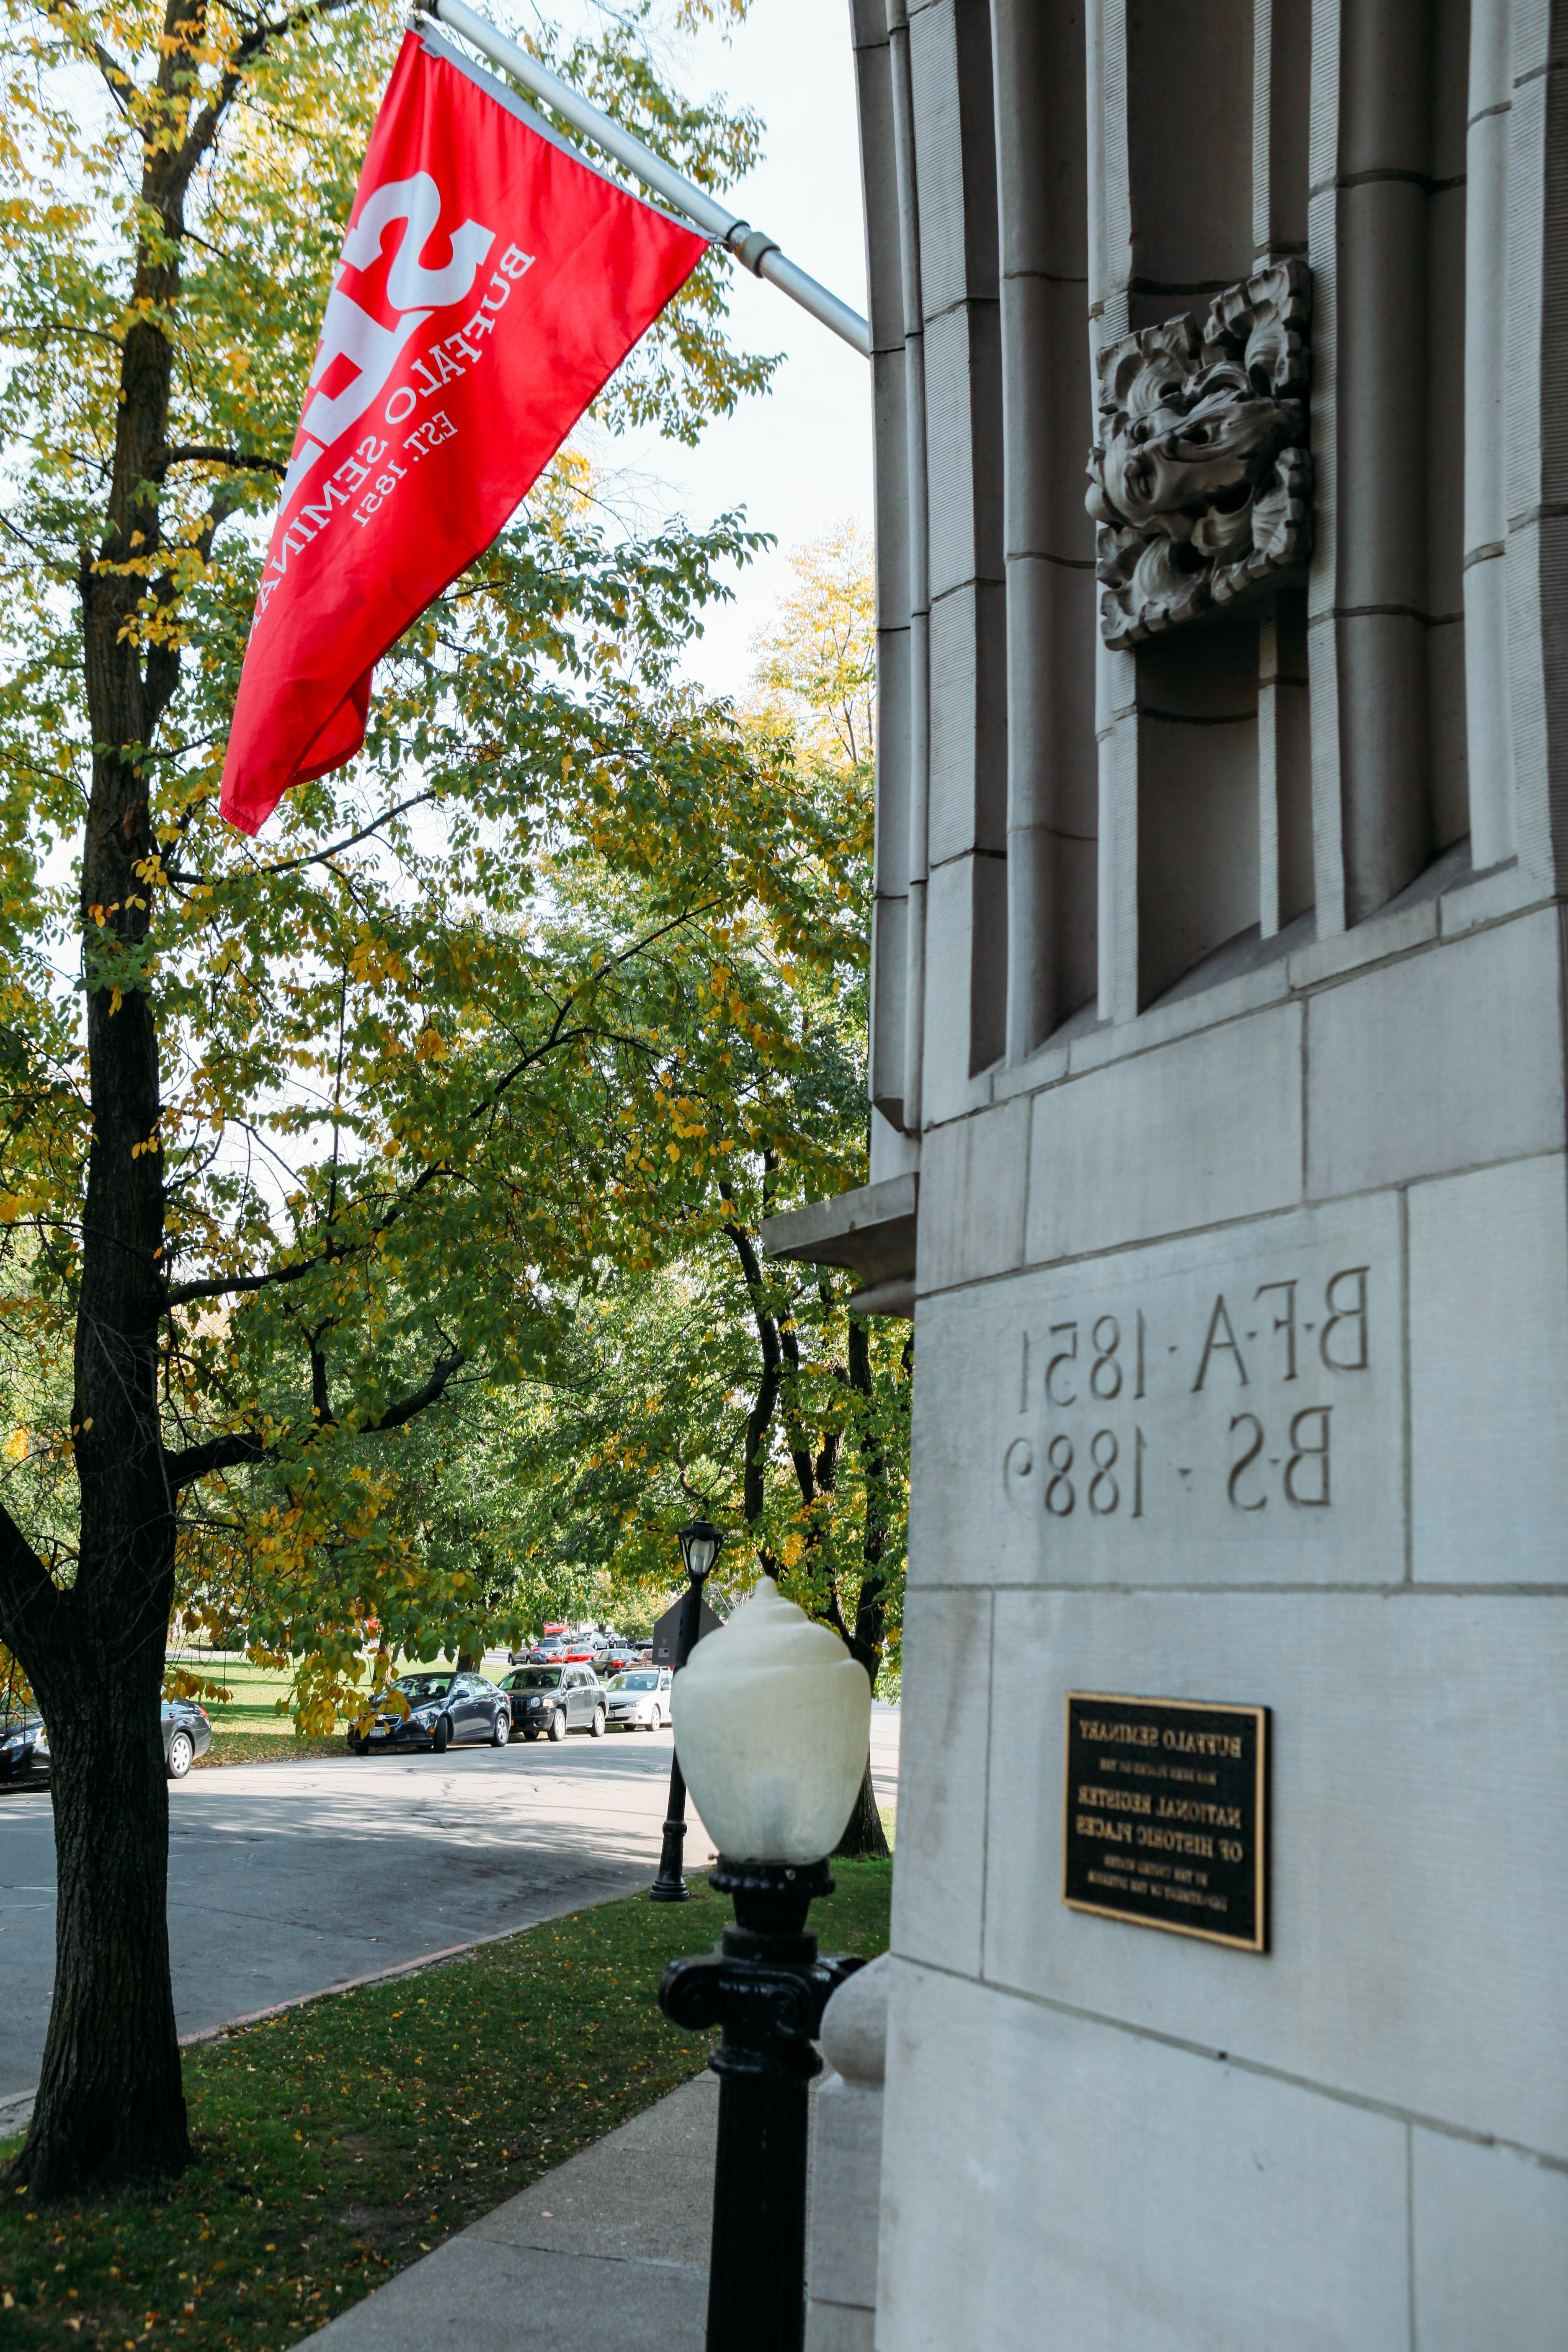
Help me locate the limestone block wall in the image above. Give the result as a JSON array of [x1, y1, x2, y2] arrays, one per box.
[[846, 0, 1568, 2340], [878, 879, 1568, 2348]]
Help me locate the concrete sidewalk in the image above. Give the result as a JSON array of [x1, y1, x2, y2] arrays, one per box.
[[307, 2071, 717, 2349]]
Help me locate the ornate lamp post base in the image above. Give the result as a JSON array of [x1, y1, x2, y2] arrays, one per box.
[[649, 1759, 691, 1901], [659, 1858, 866, 2352]]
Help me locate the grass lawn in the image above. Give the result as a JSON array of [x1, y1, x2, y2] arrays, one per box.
[[193, 1736, 346, 1771], [0, 1862, 893, 2347], [169, 1658, 296, 1738]]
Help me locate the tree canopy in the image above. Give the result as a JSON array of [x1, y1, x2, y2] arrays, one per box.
[[0, 0, 892, 2195]]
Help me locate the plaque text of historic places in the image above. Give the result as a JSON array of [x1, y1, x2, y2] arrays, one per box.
[[994, 1199, 1405, 1582], [1063, 1693, 1269, 1951]]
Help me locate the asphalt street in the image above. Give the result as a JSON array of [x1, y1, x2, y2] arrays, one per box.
[[0, 1704, 901, 2099]]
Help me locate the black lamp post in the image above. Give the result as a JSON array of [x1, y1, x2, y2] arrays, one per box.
[[648, 1519, 722, 1903], [660, 1859, 864, 2352]]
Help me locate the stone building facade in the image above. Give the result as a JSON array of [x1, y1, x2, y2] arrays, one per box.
[[769, 1, 1568, 2341]]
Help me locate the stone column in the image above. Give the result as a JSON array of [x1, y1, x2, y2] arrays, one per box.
[[994, 0, 1095, 1062], [887, 0, 931, 1132], [804, 1954, 889, 2352], [1331, 0, 1436, 922], [1463, 0, 1517, 869], [856, 0, 916, 1133]]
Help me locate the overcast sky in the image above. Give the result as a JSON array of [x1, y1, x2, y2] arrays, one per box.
[[571, 0, 874, 696]]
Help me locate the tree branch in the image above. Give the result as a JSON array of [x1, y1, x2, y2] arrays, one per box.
[[244, 792, 438, 877], [0, 1498, 61, 1653], [845, 1313, 889, 1679], [151, 444, 287, 480], [162, 1430, 268, 1489], [369, 1349, 465, 1433], [170, 0, 366, 193], [162, 1350, 465, 1491], [309, 1333, 335, 1427], [40, 1, 134, 115], [721, 1187, 787, 1527], [165, 904, 721, 1309]]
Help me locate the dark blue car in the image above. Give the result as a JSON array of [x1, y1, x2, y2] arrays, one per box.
[[348, 1671, 511, 1755]]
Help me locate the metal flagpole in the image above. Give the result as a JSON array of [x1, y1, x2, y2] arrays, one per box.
[[425, 0, 872, 358]]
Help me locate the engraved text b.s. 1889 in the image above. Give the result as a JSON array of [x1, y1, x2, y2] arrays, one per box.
[[1064, 1693, 1269, 1952]]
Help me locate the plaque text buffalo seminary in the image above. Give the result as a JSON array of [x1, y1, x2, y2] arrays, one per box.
[[1063, 1692, 1269, 1951]]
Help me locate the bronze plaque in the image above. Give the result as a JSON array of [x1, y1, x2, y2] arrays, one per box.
[[1063, 1692, 1269, 1952]]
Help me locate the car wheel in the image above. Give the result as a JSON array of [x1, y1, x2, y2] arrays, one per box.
[[348, 1734, 366, 1756], [491, 1710, 509, 1748], [523, 1728, 540, 1742], [167, 1729, 194, 1779], [433, 1716, 451, 1754], [590, 1705, 606, 1738], [548, 1708, 567, 1743]]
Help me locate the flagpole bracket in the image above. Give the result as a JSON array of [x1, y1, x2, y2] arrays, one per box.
[[729, 227, 781, 277]]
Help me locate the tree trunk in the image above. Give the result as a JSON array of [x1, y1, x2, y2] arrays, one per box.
[[9, 1594, 190, 2195], [833, 1752, 890, 1860], [0, 237, 193, 2184]]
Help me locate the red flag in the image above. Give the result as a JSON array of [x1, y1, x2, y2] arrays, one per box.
[[220, 27, 707, 834]]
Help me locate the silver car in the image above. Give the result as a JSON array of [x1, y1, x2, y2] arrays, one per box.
[[604, 1667, 672, 1732]]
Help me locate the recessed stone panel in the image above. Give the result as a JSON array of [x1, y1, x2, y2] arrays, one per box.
[[1305, 910, 1564, 1199], [915, 1101, 1029, 1293], [1411, 2130, 1568, 2352], [885, 1587, 990, 1977], [981, 1589, 1568, 2157], [1026, 1003, 1304, 1264], [877, 1962, 1411, 2352], [913, 1194, 1403, 1586], [1409, 1151, 1568, 1583]]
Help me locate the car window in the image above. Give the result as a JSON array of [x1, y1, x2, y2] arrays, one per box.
[[617, 1672, 658, 1690], [395, 1674, 455, 1701], [507, 1668, 562, 1691]]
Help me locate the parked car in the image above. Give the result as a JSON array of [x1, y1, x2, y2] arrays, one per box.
[[0, 1713, 48, 1785], [0, 1701, 210, 1784], [603, 1668, 672, 1732], [347, 1671, 511, 1755], [163, 1699, 212, 1777], [498, 1662, 606, 1741]]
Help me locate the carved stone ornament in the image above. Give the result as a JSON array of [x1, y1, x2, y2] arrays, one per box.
[[1086, 258, 1312, 650]]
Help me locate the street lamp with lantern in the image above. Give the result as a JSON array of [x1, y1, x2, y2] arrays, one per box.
[[648, 1520, 724, 1903], [658, 1575, 872, 2352]]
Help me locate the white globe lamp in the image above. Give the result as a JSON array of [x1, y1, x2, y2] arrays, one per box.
[[671, 1576, 870, 1865]]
